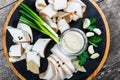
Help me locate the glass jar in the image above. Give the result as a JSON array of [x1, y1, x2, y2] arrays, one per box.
[[58, 28, 88, 56]]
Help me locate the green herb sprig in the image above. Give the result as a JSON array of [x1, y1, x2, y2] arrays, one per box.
[[19, 3, 59, 43]]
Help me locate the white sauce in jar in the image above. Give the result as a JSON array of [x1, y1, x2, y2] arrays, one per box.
[[61, 31, 85, 54]]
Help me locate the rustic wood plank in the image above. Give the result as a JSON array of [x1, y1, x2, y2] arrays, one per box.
[[0, 2, 19, 80], [0, 50, 19, 80], [0, 0, 17, 9], [0, 0, 120, 80], [0, 5, 14, 50], [94, 0, 120, 79]]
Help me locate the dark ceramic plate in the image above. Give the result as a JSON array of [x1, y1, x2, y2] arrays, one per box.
[[3, 0, 110, 80]]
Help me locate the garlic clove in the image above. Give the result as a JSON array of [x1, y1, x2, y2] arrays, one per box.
[[93, 28, 102, 35], [88, 45, 94, 54], [86, 32, 95, 37], [90, 53, 100, 59], [83, 18, 90, 29]]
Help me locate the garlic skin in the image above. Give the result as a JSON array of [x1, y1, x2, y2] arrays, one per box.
[[90, 53, 100, 59], [86, 32, 95, 37], [93, 28, 102, 35], [88, 45, 94, 54]]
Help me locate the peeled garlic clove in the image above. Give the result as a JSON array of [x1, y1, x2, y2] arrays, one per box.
[[86, 32, 94, 37], [83, 18, 90, 29], [93, 28, 102, 35], [88, 45, 94, 54], [90, 53, 100, 59]]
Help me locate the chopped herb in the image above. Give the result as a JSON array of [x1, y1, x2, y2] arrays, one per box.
[[89, 18, 97, 25], [77, 52, 89, 66], [89, 36, 102, 44], [87, 25, 96, 31]]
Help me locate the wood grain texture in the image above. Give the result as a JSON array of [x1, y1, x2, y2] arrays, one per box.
[[94, 0, 120, 79], [0, 0, 120, 80], [2, 0, 26, 80], [0, 0, 17, 9], [0, 2, 19, 80]]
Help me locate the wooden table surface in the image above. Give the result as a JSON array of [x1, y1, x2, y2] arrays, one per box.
[[0, 0, 120, 80]]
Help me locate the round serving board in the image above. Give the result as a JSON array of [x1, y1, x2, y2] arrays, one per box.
[[2, 0, 110, 80]]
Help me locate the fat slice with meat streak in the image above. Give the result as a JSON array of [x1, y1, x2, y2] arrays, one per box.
[[26, 51, 40, 74], [39, 61, 57, 79], [51, 45, 75, 73]]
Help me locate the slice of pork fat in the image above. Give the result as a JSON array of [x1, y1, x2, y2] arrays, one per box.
[[51, 45, 75, 73], [41, 16, 58, 32], [57, 12, 73, 23], [54, 0, 67, 10], [69, 0, 87, 13], [26, 51, 40, 74], [17, 22, 33, 43], [72, 14, 79, 21], [21, 43, 30, 49], [35, 0, 47, 12], [24, 45, 33, 53], [39, 61, 56, 79], [57, 18, 70, 33], [48, 56, 67, 80], [9, 44, 22, 57], [64, 1, 83, 18], [9, 53, 26, 63], [7, 26, 31, 43], [53, 11, 72, 23], [50, 54, 71, 79], [32, 38, 51, 58], [40, 4, 57, 18], [48, 0, 54, 4]]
